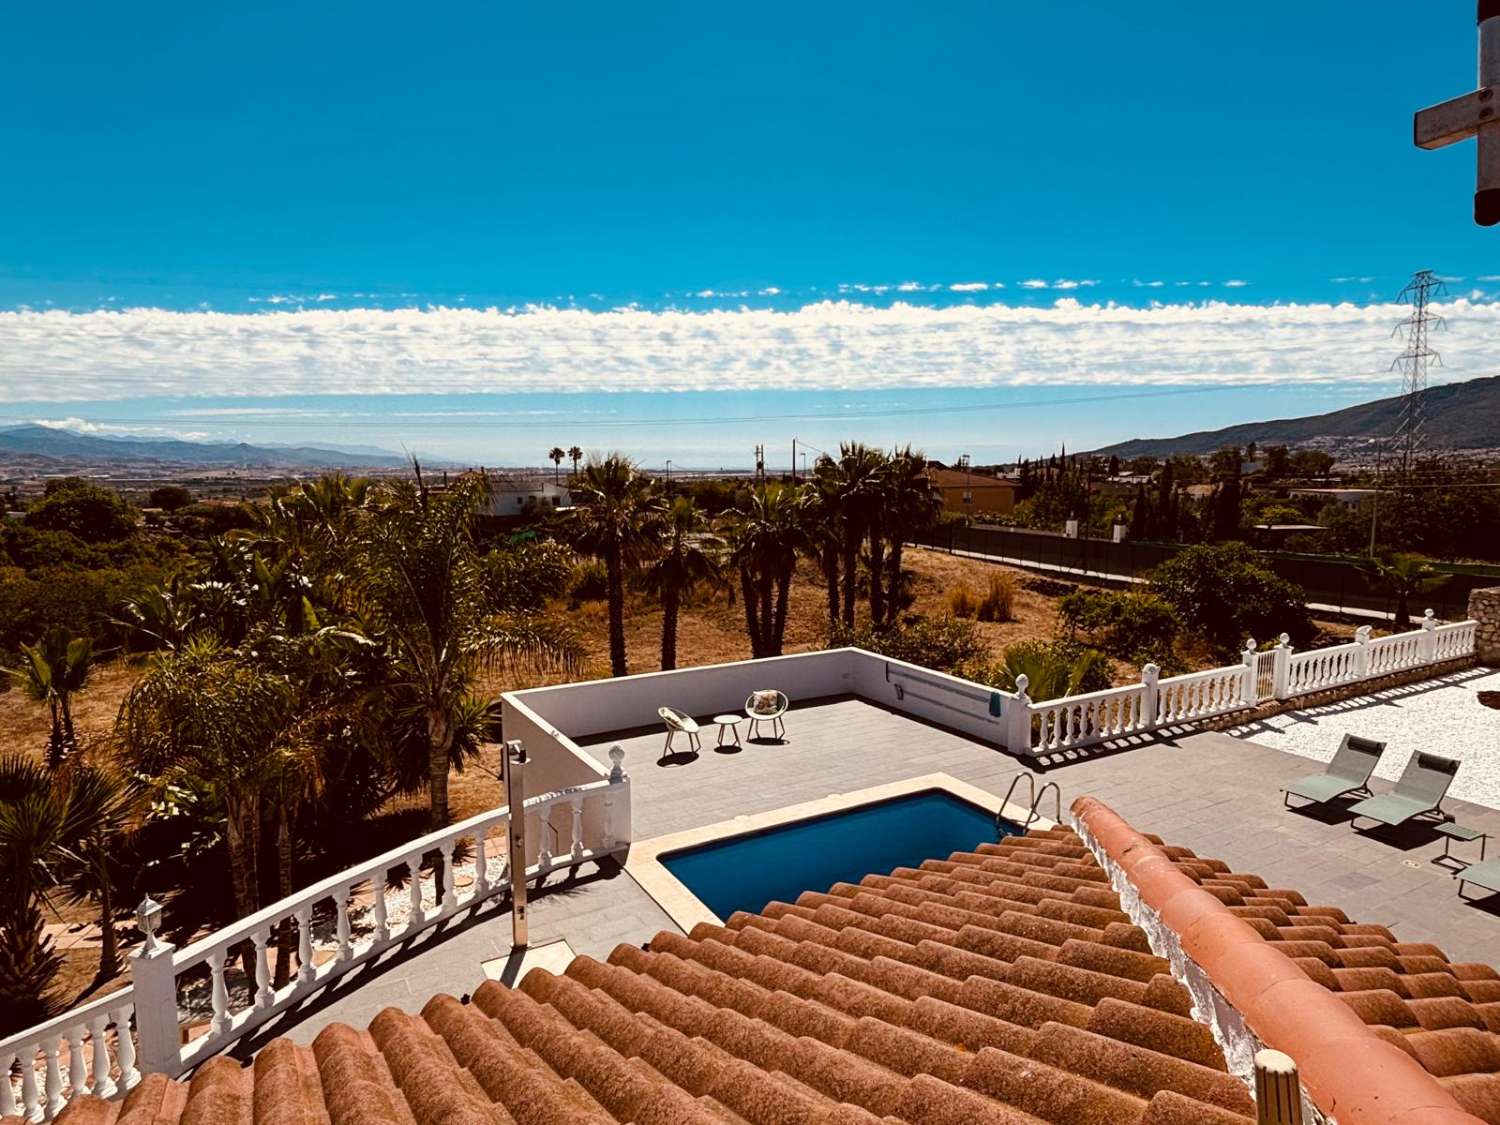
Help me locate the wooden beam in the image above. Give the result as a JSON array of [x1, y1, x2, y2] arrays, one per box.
[[1415, 88, 1496, 149]]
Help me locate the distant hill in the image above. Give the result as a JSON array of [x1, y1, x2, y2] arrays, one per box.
[[0, 425, 407, 469], [1093, 375, 1500, 459]]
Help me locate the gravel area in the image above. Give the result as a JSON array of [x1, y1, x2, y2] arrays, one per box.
[[1230, 667, 1500, 810]]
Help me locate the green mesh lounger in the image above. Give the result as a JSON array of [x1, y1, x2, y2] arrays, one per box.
[[1347, 751, 1461, 829], [1282, 734, 1386, 810], [1457, 857, 1500, 902]]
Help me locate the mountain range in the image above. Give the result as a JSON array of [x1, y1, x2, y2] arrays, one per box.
[[0, 425, 408, 469], [1092, 375, 1500, 459]]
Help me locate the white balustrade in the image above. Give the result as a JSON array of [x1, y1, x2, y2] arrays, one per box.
[[0, 989, 140, 1121]]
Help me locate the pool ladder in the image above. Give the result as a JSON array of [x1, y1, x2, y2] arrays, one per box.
[[999, 770, 1062, 833]]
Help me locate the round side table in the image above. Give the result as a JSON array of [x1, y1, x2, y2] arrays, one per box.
[[714, 714, 744, 748]]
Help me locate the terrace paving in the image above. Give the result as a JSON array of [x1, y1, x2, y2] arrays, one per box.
[[238, 686, 1500, 1054]]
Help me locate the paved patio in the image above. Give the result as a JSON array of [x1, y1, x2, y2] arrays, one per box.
[[581, 694, 1500, 963], [238, 687, 1500, 1054]]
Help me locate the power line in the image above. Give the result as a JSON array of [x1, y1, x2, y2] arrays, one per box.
[[1391, 270, 1446, 473]]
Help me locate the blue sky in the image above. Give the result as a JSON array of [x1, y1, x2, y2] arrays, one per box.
[[1, 1, 1495, 465]]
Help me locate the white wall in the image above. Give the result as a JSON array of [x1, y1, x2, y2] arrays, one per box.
[[850, 650, 1018, 751], [508, 648, 857, 738]]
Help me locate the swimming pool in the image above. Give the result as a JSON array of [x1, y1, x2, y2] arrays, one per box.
[[660, 788, 1020, 921]]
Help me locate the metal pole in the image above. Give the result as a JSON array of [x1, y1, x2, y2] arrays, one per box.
[[501, 739, 529, 949]]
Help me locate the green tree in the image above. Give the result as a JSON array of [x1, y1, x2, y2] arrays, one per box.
[[728, 482, 812, 657], [1365, 551, 1448, 630], [548, 446, 566, 483], [568, 446, 583, 479], [6, 629, 94, 767], [25, 478, 137, 543], [809, 458, 848, 635], [827, 444, 886, 627], [571, 455, 657, 677], [147, 485, 194, 512], [1150, 542, 1311, 657], [644, 497, 722, 671], [986, 639, 1113, 702]]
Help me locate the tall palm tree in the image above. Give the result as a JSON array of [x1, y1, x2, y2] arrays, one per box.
[[353, 470, 580, 830], [644, 497, 722, 670], [0, 754, 133, 1032], [568, 446, 583, 479], [571, 455, 657, 677], [727, 483, 812, 658], [58, 760, 135, 980], [7, 629, 95, 767], [808, 458, 846, 635], [828, 444, 887, 627], [548, 447, 566, 483], [875, 447, 941, 626]]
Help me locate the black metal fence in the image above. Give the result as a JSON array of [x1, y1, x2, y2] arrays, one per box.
[[916, 523, 1498, 620]]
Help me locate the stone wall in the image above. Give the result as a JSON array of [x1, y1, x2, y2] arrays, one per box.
[[1470, 586, 1500, 666]]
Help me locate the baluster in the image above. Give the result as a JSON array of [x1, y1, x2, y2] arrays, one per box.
[[207, 949, 230, 1037], [571, 797, 585, 861], [250, 927, 273, 1008], [295, 905, 315, 984], [372, 875, 390, 943], [68, 1027, 88, 1099], [407, 854, 424, 924], [0, 1051, 17, 1117], [473, 833, 490, 897], [112, 1004, 138, 1090], [335, 886, 353, 961], [44, 1036, 64, 1116], [89, 1013, 114, 1098], [440, 840, 459, 912], [20, 1045, 39, 1118], [536, 812, 552, 871]]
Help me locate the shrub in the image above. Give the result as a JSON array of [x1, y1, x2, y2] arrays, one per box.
[[969, 638, 1113, 702], [485, 539, 576, 613], [1059, 588, 1179, 665], [832, 616, 991, 675], [976, 572, 1016, 623], [568, 559, 609, 604], [945, 583, 978, 618], [1149, 542, 1311, 657]]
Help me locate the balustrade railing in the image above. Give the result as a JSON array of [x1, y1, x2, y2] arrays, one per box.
[[1017, 610, 1478, 755], [3, 749, 630, 1119]]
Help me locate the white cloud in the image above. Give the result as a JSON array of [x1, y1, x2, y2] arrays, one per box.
[[895, 281, 923, 292], [3, 298, 1500, 403], [949, 282, 988, 292], [758, 286, 782, 296], [1132, 280, 1166, 289], [1019, 279, 1049, 289], [1223, 280, 1249, 288]]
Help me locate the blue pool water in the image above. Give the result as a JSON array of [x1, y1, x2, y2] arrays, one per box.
[[661, 789, 1019, 921]]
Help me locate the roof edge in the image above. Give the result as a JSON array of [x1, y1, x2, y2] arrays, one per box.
[[1070, 795, 1486, 1125]]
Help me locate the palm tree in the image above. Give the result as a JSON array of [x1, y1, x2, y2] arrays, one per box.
[[727, 483, 812, 657], [808, 458, 847, 635], [353, 470, 581, 830], [58, 761, 134, 980], [571, 455, 657, 677], [828, 444, 886, 627], [7, 629, 95, 767], [568, 446, 583, 479], [119, 637, 295, 938], [644, 497, 722, 670], [1366, 551, 1449, 629], [875, 447, 941, 626], [548, 447, 566, 483], [0, 754, 132, 1032]]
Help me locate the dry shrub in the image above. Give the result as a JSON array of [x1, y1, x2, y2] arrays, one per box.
[[977, 571, 1017, 623], [946, 583, 978, 618]]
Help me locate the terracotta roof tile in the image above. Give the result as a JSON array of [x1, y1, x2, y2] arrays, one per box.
[[51, 823, 1266, 1125]]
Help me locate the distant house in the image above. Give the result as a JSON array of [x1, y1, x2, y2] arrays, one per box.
[[1289, 487, 1378, 513], [482, 475, 571, 521], [1251, 523, 1329, 548], [1091, 473, 1152, 501], [928, 467, 1018, 518]]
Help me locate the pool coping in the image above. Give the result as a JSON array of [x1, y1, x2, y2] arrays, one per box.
[[624, 771, 1052, 933]]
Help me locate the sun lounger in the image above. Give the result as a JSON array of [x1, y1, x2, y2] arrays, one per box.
[[1457, 857, 1500, 901], [1282, 734, 1386, 810], [1347, 751, 1461, 829]]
